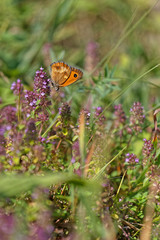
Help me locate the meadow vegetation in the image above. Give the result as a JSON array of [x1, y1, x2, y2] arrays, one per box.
[[0, 0, 160, 239]]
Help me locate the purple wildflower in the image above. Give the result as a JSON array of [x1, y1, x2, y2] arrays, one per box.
[[125, 153, 139, 164], [42, 43, 52, 67], [79, 109, 90, 126], [39, 137, 46, 143], [24, 90, 38, 115], [94, 106, 106, 126], [34, 67, 51, 107], [22, 68, 51, 121], [59, 103, 71, 123], [37, 112, 49, 122], [114, 104, 126, 127], [85, 41, 99, 73], [60, 92, 65, 98], [71, 157, 76, 164], [0, 131, 6, 156], [130, 102, 145, 134], [142, 138, 155, 171], [142, 139, 154, 160], [72, 141, 80, 160], [1, 106, 17, 126], [11, 79, 23, 95]]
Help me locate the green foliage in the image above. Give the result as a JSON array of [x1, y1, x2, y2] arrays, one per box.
[[0, 0, 160, 239]]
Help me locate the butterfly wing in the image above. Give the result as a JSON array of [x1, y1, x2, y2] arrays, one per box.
[[50, 62, 71, 88], [60, 67, 83, 87]]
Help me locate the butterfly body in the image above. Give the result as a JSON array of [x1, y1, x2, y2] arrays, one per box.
[[50, 61, 83, 91]]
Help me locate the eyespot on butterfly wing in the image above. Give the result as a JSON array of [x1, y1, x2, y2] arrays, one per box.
[[60, 67, 83, 87], [50, 61, 83, 90]]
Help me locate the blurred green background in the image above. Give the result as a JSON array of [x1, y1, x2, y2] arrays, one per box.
[[0, 1, 160, 238], [0, 0, 160, 110]]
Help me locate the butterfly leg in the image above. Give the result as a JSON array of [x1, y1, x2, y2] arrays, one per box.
[[51, 81, 59, 91]]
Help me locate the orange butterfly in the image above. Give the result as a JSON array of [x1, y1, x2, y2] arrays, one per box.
[[50, 61, 83, 91]]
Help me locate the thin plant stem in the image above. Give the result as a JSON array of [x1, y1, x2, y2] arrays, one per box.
[[17, 92, 21, 122]]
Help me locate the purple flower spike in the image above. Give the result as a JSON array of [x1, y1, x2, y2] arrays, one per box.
[[59, 103, 71, 122], [130, 102, 145, 134], [11, 79, 23, 95], [142, 139, 154, 161], [71, 157, 76, 164], [114, 104, 126, 128], [1, 106, 17, 125], [125, 153, 139, 165], [33, 67, 51, 107]]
